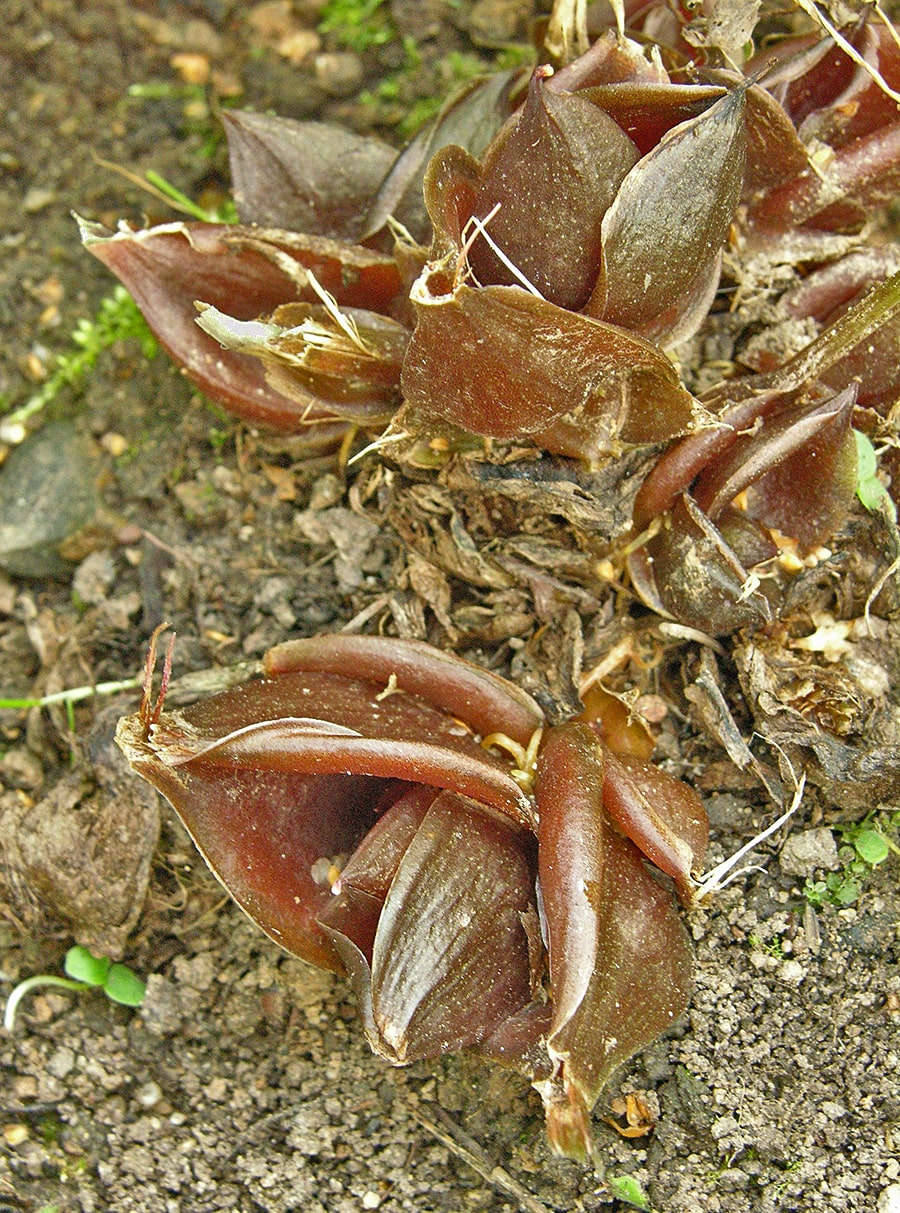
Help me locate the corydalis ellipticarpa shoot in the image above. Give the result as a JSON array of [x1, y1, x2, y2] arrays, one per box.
[[93, 0, 900, 1162]]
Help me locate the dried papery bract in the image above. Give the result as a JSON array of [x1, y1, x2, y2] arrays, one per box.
[[194, 297, 410, 427], [118, 633, 708, 1159]]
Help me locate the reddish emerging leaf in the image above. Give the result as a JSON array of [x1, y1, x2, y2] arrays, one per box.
[[402, 275, 698, 461], [80, 219, 403, 432], [115, 661, 536, 970], [224, 110, 396, 240], [580, 81, 725, 156], [534, 723, 694, 1161], [590, 86, 746, 346], [467, 65, 640, 310], [324, 790, 536, 1063]]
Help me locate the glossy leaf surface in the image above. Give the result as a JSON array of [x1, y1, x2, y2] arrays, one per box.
[[590, 87, 746, 345], [362, 792, 534, 1062], [263, 634, 545, 748], [118, 633, 708, 1160], [224, 110, 396, 240], [534, 723, 694, 1161], [402, 276, 697, 461]]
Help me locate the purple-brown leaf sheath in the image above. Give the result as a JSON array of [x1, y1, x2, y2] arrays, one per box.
[[116, 663, 536, 970], [534, 723, 695, 1161], [778, 250, 900, 414], [322, 789, 536, 1063], [223, 109, 397, 240], [693, 388, 858, 547], [602, 750, 708, 906], [468, 65, 640, 310], [746, 121, 900, 236], [401, 276, 697, 461], [759, 21, 900, 149], [632, 491, 777, 635]]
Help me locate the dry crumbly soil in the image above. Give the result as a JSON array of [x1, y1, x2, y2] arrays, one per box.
[[0, 2, 898, 1212]]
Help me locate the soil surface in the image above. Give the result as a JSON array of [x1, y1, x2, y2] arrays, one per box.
[[1, 3, 899, 1212]]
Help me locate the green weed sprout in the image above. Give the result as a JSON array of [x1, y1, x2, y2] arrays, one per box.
[[0, 286, 157, 444], [803, 812, 898, 907], [0, 674, 144, 736], [606, 1174, 652, 1210], [318, 0, 394, 52], [854, 430, 897, 522], [3, 945, 145, 1032]]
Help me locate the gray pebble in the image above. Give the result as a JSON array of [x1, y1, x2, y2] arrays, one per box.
[[779, 826, 840, 877]]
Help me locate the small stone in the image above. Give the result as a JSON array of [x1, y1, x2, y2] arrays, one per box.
[[0, 422, 99, 577], [314, 52, 364, 97], [308, 472, 343, 511], [173, 477, 227, 526], [777, 959, 806, 985], [779, 827, 840, 877], [468, 0, 532, 45], [99, 431, 129, 457], [140, 975, 184, 1036], [135, 1081, 163, 1109], [23, 187, 57, 213], [73, 550, 117, 606], [878, 1184, 900, 1213], [46, 1046, 76, 1080], [1, 748, 44, 792]]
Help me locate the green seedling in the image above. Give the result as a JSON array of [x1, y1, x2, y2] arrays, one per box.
[[803, 812, 897, 907], [606, 1173, 652, 1210], [3, 945, 145, 1032], [854, 429, 897, 522], [748, 932, 785, 959], [803, 872, 861, 907], [0, 286, 156, 444], [318, 0, 395, 51]]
